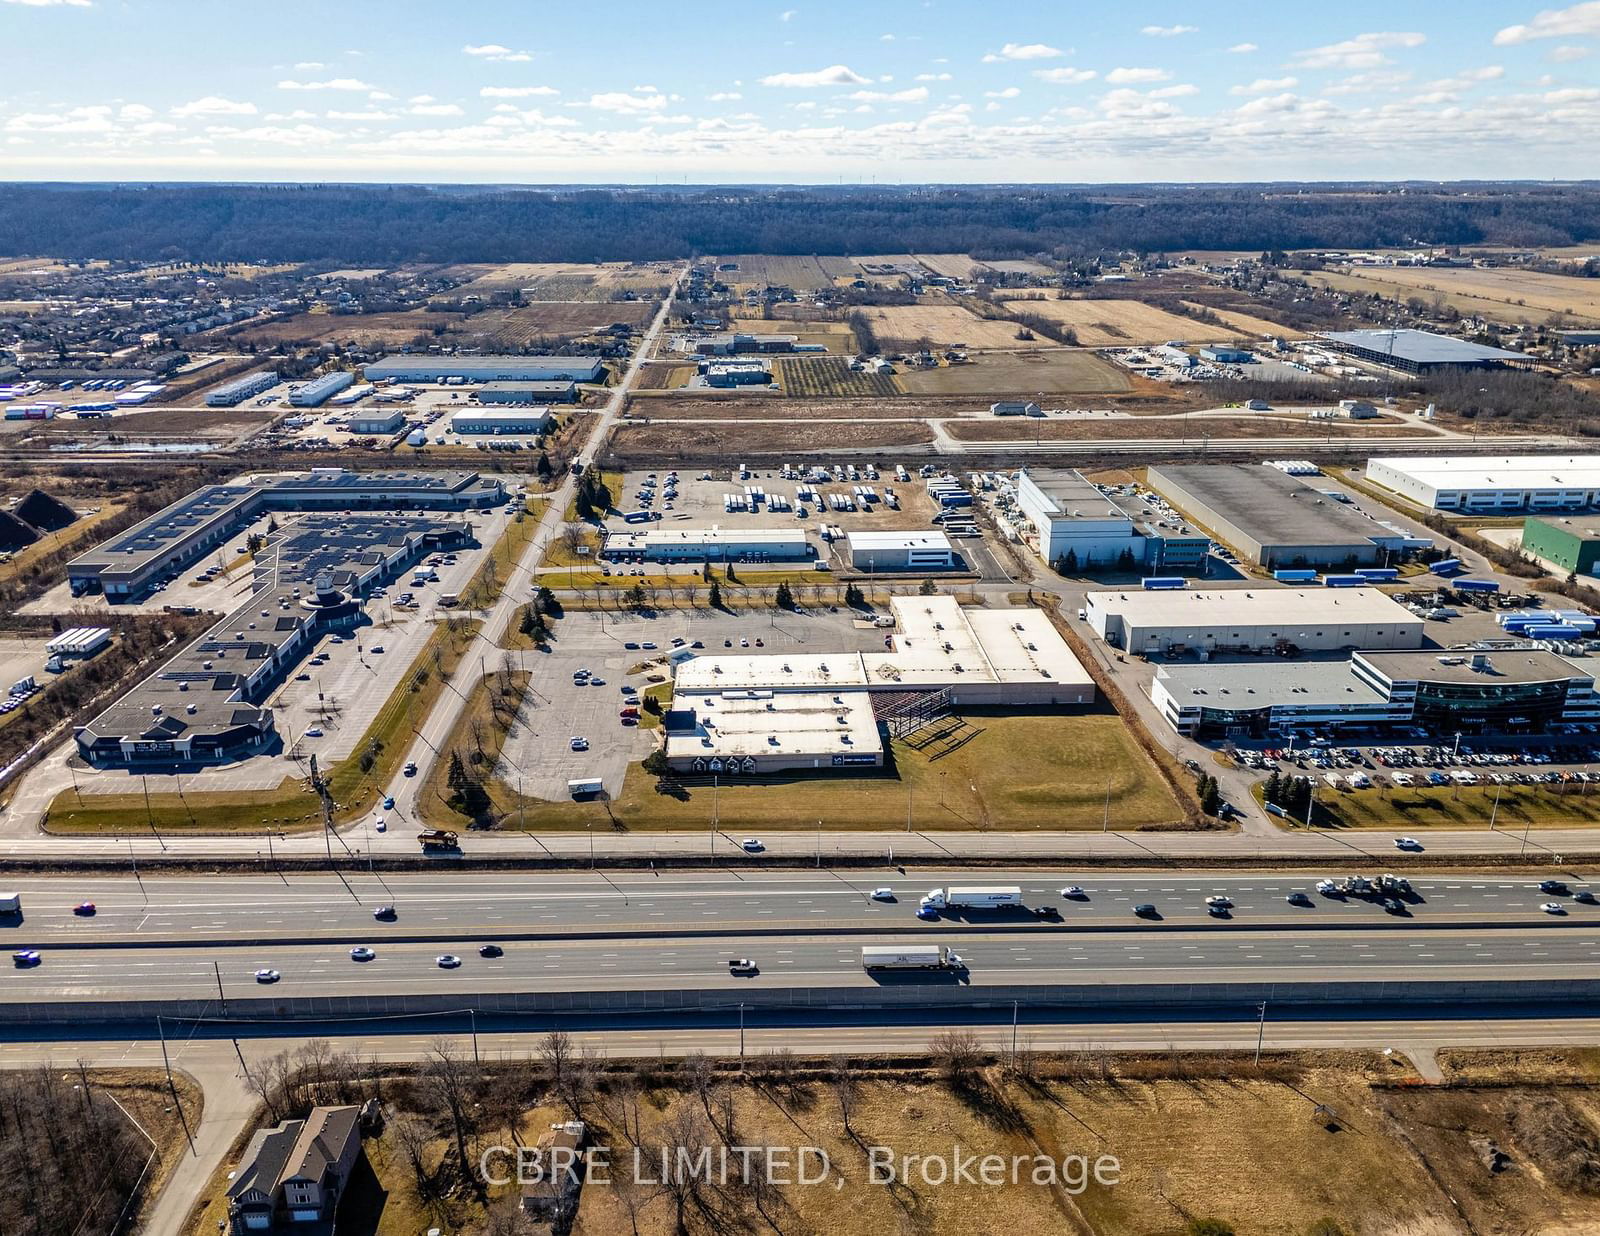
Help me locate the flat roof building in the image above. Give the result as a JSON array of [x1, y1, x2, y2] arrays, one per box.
[[288, 371, 355, 408], [603, 527, 812, 563], [450, 408, 555, 436], [476, 379, 577, 404], [1365, 455, 1600, 513], [1147, 464, 1387, 568], [347, 409, 405, 436], [1086, 587, 1424, 655], [1521, 514, 1600, 576], [846, 530, 954, 571], [1319, 329, 1528, 374], [365, 355, 605, 383], [1016, 468, 1210, 572], [206, 370, 278, 407]]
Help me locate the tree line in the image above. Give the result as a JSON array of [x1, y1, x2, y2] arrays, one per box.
[[4, 184, 1600, 264]]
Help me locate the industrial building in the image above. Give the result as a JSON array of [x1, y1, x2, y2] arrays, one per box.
[[1085, 587, 1424, 655], [1319, 329, 1528, 374], [206, 371, 278, 407], [364, 355, 605, 383], [475, 379, 576, 404], [663, 597, 1094, 773], [990, 401, 1041, 417], [1147, 464, 1390, 568], [1153, 649, 1600, 737], [702, 360, 772, 387], [674, 332, 814, 355], [602, 527, 812, 563], [449, 408, 555, 436], [1365, 455, 1600, 513], [846, 531, 954, 571], [76, 507, 476, 769], [68, 469, 504, 602], [288, 371, 355, 408], [1199, 346, 1253, 364], [1015, 468, 1209, 572], [346, 409, 406, 436], [1522, 514, 1600, 576]]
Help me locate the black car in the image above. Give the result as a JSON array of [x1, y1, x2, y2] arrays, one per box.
[[372, 905, 397, 920], [1133, 903, 1159, 918], [1032, 905, 1061, 921], [1576, 890, 1598, 905], [1539, 879, 1570, 895], [478, 943, 504, 958]]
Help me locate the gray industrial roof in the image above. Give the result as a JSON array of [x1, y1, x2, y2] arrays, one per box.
[[1319, 329, 1527, 364], [1148, 464, 1386, 548], [1157, 660, 1387, 709], [1355, 649, 1596, 686]]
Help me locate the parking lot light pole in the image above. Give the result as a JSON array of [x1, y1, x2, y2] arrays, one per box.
[[1255, 1001, 1267, 1065], [1489, 783, 1502, 831]]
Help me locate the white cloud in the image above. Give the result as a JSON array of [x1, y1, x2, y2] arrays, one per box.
[[1290, 32, 1425, 71], [2, 0, 92, 7], [118, 103, 154, 121], [5, 105, 113, 132], [293, 62, 326, 71], [1033, 67, 1097, 84], [984, 87, 1021, 98], [880, 33, 894, 41], [1105, 67, 1172, 84], [463, 43, 531, 62], [1544, 85, 1600, 101], [1495, 2, 1600, 45], [479, 85, 559, 98], [760, 64, 869, 86], [779, 8, 796, 19], [1231, 76, 1298, 95], [326, 109, 394, 121], [1141, 24, 1197, 37], [585, 91, 667, 113], [846, 86, 930, 103], [409, 94, 436, 104], [915, 72, 953, 81], [1321, 70, 1412, 95], [409, 102, 464, 116], [1550, 43, 1594, 61], [1228, 43, 1258, 54], [171, 96, 258, 118], [983, 42, 1063, 62], [708, 91, 742, 101], [1150, 83, 1199, 98], [277, 78, 375, 91], [367, 91, 394, 101]]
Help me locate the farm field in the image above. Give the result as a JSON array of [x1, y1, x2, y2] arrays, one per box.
[[230, 308, 511, 350], [486, 300, 651, 346], [910, 252, 988, 279], [898, 348, 1130, 396], [1180, 301, 1303, 337], [1303, 264, 1600, 324], [608, 418, 933, 458], [861, 304, 1029, 349], [446, 260, 676, 300], [775, 355, 900, 397], [710, 254, 842, 290], [999, 297, 1243, 346]]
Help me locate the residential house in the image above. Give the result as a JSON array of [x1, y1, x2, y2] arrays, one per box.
[[521, 1121, 587, 1222], [227, 1105, 363, 1234]]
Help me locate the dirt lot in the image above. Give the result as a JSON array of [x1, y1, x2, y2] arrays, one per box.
[[607, 418, 934, 460], [447, 260, 677, 300], [6, 404, 279, 445], [898, 349, 1130, 396], [1305, 263, 1600, 324], [625, 396, 926, 421], [776, 355, 900, 398], [999, 297, 1243, 346], [487, 301, 652, 346], [862, 305, 1034, 350]]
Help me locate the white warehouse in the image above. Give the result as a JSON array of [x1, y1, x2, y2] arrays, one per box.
[[1365, 455, 1600, 512], [603, 527, 813, 563], [364, 355, 605, 383], [846, 530, 954, 571], [1085, 587, 1424, 655]]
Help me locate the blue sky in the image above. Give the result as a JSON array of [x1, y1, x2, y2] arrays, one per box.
[[2, 0, 1598, 182]]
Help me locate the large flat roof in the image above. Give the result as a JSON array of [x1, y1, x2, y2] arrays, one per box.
[[1320, 329, 1527, 364], [1370, 455, 1600, 492], [1088, 587, 1419, 628], [846, 530, 953, 551], [1018, 468, 1135, 523], [664, 689, 882, 761], [1148, 464, 1385, 548], [1355, 649, 1595, 686], [1529, 514, 1600, 538], [1157, 660, 1388, 710]]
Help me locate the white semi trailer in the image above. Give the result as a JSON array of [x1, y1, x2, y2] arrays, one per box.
[[861, 945, 962, 970], [919, 886, 1023, 912]]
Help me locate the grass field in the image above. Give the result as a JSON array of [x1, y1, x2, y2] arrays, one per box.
[[711, 255, 841, 291], [486, 301, 652, 347], [998, 297, 1242, 346], [449, 261, 677, 300], [897, 349, 1130, 396], [447, 709, 1183, 832], [1304, 263, 1600, 324], [609, 420, 934, 457], [1277, 782, 1600, 830], [776, 355, 900, 398], [945, 414, 1422, 442], [1180, 301, 1302, 337], [861, 305, 1028, 350]]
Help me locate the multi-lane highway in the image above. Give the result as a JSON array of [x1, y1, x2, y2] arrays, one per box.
[[2, 869, 1595, 946]]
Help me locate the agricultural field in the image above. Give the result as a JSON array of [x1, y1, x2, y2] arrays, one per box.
[[998, 297, 1243, 346], [485, 300, 652, 346], [710, 254, 843, 290], [860, 304, 1031, 350], [1180, 300, 1303, 338], [910, 252, 989, 279], [446, 260, 676, 300], [230, 308, 511, 350], [630, 362, 694, 391], [1303, 263, 1600, 324], [776, 355, 900, 397], [898, 348, 1130, 396]]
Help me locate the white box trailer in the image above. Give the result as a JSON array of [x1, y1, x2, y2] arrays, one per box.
[[862, 945, 961, 970], [920, 886, 1023, 911], [0, 891, 20, 914], [567, 777, 604, 798]]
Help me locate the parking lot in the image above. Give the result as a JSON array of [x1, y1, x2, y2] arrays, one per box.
[[1232, 735, 1600, 789]]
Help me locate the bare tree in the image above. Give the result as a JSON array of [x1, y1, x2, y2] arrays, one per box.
[[831, 1054, 861, 1140], [930, 1028, 984, 1088], [423, 1041, 483, 1195]]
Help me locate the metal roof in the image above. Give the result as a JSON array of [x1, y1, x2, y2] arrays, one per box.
[[1319, 329, 1527, 364]]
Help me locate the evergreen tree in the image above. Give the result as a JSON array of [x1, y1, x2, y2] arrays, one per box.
[[1264, 769, 1282, 806], [775, 581, 794, 609], [446, 750, 469, 794], [1199, 776, 1222, 816], [708, 580, 722, 608], [536, 452, 553, 481]]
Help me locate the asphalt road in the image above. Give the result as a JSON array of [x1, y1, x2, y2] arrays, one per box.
[[4, 869, 1596, 947], [9, 925, 1600, 1003]]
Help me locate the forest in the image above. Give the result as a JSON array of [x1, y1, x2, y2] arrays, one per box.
[[3, 183, 1600, 265]]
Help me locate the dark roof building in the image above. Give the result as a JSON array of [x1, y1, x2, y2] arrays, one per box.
[[1318, 328, 1528, 374]]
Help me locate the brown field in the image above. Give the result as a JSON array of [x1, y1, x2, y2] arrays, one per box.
[[862, 305, 1032, 350], [231, 308, 510, 350], [911, 252, 989, 279], [898, 349, 1130, 396], [448, 260, 676, 300], [1305, 264, 1600, 324], [9, 405, 278, 443], [711, 254, 841, 290], [630, 397, 919, 420], [631, 362, 694, 391], [609, 418, 934, 457], [775, 355, 900, 398], [486, 300, 652, 346], [946, 414, 1426, 442], [999, 297, 1243, 346], [1180, 301, 1303, 337], [985, 257, 1053, 274]]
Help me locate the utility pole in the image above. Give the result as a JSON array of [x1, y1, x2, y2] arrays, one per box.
[[739, 1002, 746, 1061], [213, 961, 226, 1013], [1489, 782, 1502, 831], [1011, 999, 1019, 1061], [309, 753, 335, 863], [1254, 1001, 1267, 1065]]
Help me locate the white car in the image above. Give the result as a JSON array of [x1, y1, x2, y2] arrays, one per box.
[[374, 817, 387, 833], [1059, 885, 1086, 899], [870, 887, 895, 901], [303, 726, 323, 738], [350, 946, 375, 961], [1541, 902, 1568, 915], [1205, 895, 1233, 908], [254, 968, 280, 983], [569, 737, 589, 751], [1393, 836, 1422, 851], [1315, 878, 1338, 894], [741, 838, 764, 852], [436, 954, 462, 968]]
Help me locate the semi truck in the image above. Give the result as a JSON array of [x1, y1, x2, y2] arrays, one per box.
[[919, 886, 1023, 912], [861, 945, 962, 970], [418, 830, 460, 853], [0, 891, 20, 914]]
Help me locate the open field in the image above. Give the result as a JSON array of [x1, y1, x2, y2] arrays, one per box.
[[898, 349, 1131, 396], [945, 414, 1425, 442], [9, 404, 279, 443], [912, 252, 990, 279], [230, 308, 512, 350], [486, 300, 652, 346], [1180, 301, 1303, 338], [1292, 782, 1600, 830], [712, 254, 844, 290], [609, 419, 934, 457], [447, 260, 677, 300], [630, 397, 918, 420], [631, 361, 694, 391], [1304, 264, 1600, 324], [776, 355, 900, 398], [999, 297, 1242, 346], [861, 305, 1034, 350]]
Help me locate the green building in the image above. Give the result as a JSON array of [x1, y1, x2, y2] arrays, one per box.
[[1522, 514, 1600, 576]]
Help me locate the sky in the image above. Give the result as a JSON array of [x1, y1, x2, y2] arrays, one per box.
[[2, 0, 1599, 183]]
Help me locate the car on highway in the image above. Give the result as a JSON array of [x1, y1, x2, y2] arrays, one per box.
[[1059, 885, 1086, 899], [1382, 898, 1407, 915], [1133, 903, 1159, 918], [1393, 836, 1422, 851], [1033, 904, 1062, 920], [1206, 901, 1230, 918], [403, 761, 417, 776], [570, 737, 589, 751], [870, 887, 895, 901], [1539, 879, 1569, 895], [1541, 902, 1568, 915], [73, 901, 96, 916], [916, 904, 939, 921], [383, 795, 395, 810], [727, 957, 757, 973], [1205, 895, 1233, 909], [350, 946, 375, 962], [1577, 890, 1598, 905], [1286, 891, 1313, 907], [373, 905, 396, 920], [478, 944, 503, 958], [437, 954, 462, 969], [741, 838, 764, 852], [374, 817, 387, 833], [254, 968, 280, 983], [12, 949, 41, 967]]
